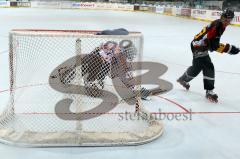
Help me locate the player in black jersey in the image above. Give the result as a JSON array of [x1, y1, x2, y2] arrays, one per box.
[[177, 8, 239, 103]]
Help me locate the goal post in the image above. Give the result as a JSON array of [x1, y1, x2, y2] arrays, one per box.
[[0, 29, 163, 147]]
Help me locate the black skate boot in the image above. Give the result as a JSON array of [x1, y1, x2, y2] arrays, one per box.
[[206, 90, 218, 103], [177, 78, 190, 90]]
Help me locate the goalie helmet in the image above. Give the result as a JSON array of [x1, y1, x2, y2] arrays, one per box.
[[119, 40, 137, 61]]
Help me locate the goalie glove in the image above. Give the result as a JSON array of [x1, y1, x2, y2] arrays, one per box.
[[139, 87, 166, 100], [140, 87, 151, 100], [50, 66, 76, 85]]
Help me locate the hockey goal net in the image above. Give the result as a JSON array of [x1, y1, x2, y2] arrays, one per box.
[[0, 29, 163, 147]]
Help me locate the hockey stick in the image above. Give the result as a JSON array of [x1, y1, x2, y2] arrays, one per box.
[[140, 87, 167, 100]]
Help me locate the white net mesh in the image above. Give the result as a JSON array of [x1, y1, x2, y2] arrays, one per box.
[[0, 30, 163, 147]]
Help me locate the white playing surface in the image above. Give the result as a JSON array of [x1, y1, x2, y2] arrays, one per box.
[[0, 8, 240, 159]]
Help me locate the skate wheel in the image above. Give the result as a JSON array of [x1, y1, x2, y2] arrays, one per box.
[[206, 97, 218, 103]]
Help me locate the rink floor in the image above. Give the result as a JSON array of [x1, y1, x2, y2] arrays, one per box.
[[0, 8, 240, 159]]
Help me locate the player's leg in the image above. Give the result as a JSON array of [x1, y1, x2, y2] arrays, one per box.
[[81, 53, 105, 97], [177, 58, 202, 90], [177, 43, 204, 90], [201, 55, 218, 102], [202, 55, 215, 90], [96, 61, 111, 89]]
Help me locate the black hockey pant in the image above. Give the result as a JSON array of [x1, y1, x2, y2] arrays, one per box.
[[180, 55, 215, 90]]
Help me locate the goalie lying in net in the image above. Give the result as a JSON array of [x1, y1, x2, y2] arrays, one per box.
[[50, 39, 151, 99], [81, 40, 137, 95]]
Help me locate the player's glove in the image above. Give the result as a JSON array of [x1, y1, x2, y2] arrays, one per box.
[[228, 45, 240, 55]]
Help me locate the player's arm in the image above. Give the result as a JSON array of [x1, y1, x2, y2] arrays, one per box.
[[205, 22, 222, 51], [205, 22, 239, 55], [216, 43, 240, 55]]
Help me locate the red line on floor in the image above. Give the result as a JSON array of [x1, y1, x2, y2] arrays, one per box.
[[14, 111, 240, 115], [151, 111, 240, 115], [156, 95, 190, 113]]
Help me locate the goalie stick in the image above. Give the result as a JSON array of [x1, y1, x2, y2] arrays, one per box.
[[119, 87, 167, 103]]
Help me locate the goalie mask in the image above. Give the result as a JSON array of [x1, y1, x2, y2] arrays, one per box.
[[102, 41, 118, 51], [99, 41, 118, 62]]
